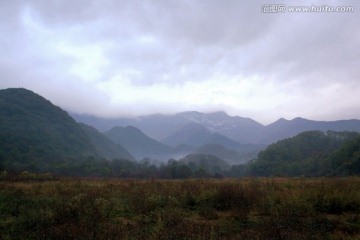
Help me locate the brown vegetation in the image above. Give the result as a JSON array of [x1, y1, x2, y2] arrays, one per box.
[[1, 177, 360, 239]]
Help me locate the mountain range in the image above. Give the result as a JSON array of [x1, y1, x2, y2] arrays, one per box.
[[2, 87, 360, 176], [0, 88, 258, 167], [71, 107, 360, 165], [101, 122, 263, 164], [72, 112, 360, 145]]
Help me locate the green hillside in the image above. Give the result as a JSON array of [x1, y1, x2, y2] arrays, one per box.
[[248, 131, 360, 176], [330, 135, 360, 175], [0, 88, 134, 174], [0, 88, 99, 171]]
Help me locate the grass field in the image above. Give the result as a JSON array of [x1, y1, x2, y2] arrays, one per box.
[[1, 177, 360, 239]]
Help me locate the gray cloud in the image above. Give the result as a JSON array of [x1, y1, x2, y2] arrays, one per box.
[[0, 0, 359, 124]]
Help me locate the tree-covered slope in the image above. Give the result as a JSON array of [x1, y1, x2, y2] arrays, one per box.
[[330, 135, 360, 175], [0, 88, 96, 162], [0, 88, 97, 171], [249, 131, 360, 176]]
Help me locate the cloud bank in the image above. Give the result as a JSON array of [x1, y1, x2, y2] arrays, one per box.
[[1, 0, 359, 124]]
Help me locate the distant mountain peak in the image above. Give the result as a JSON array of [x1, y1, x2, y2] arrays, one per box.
[[292, 117, 309, 122], [125, 125, 143, 133], [274, 117, 288, 123], [72, 109, 360, 146], [272, 117, 310, 125]]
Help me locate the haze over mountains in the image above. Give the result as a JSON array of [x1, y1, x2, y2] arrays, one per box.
[[1, 88, 360, 177], [72, 100, 360, 165], [72, 111, 360, 145]]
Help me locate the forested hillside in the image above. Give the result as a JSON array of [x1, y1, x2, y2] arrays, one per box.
[[0, 88, 134, 173], [247, 131, 360, 176], [0, 88, 97, 172], [330, 135, 360, 175]]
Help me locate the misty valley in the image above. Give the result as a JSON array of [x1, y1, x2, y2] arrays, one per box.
[[1, 88, 360, 178], [1, 88, 360, 239]]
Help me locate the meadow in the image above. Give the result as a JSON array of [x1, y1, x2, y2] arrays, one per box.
[[1, 176, 360, 240]]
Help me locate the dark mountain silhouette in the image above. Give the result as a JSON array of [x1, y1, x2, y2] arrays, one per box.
[[0, 88, 96, 171], [0, 88, 134, 172], [104, 126, 173, 160]]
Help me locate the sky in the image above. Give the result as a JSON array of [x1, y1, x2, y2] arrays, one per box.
[[1, 0, 359, 124]]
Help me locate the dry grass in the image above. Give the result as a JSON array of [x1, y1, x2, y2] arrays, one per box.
[[1, 177, 360, 239]]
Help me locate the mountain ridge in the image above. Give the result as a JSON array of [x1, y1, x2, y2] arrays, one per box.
[[2, 87, 360, 177], [72, 112, 360, 145]]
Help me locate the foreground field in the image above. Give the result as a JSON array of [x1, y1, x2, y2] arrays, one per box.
[[1, 177, 360, 240]]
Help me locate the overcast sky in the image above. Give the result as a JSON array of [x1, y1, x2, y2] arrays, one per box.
[[1, 0, 359, 124]]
